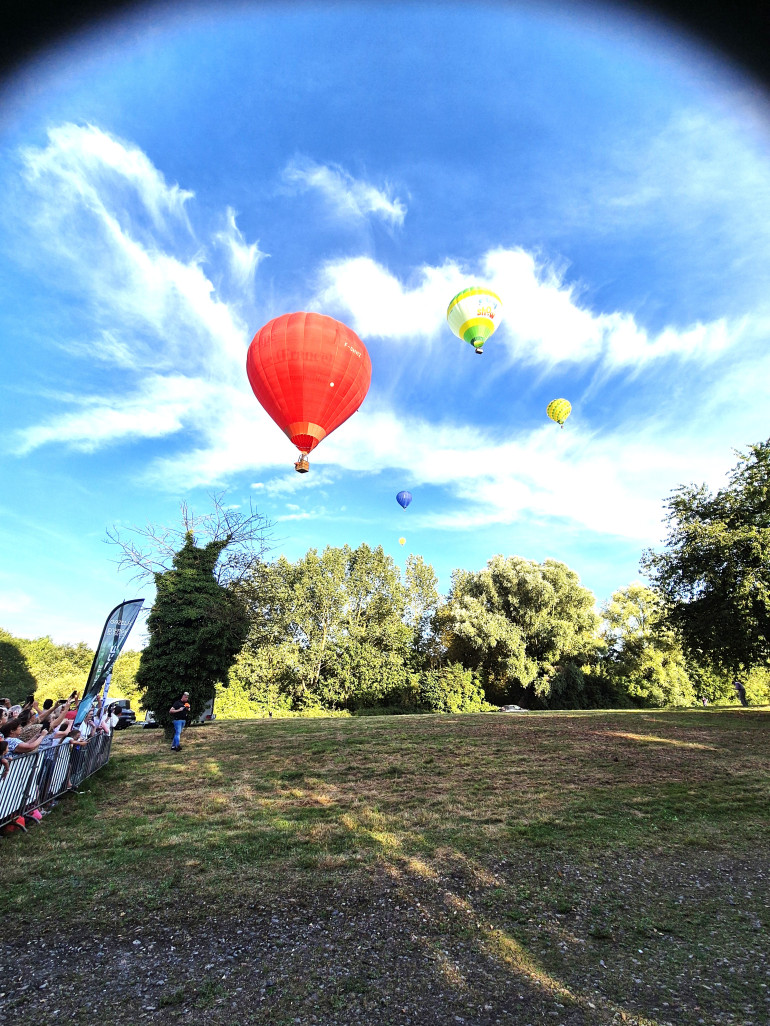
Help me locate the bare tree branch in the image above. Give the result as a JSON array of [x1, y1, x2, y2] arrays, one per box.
[[106, 492, 275, 586]]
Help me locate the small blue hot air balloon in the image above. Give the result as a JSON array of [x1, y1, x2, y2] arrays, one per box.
[[396, 490, 413, 510]]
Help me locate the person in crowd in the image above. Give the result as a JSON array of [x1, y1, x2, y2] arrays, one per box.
[[0, 698, 11, 711], [64, 726, 88, 789], [9, 705, 22, 718], [0, 707, 9, 728], [0, 738, 9, 780], [21, 701, 68, 739], [38, 700, 70, 734], [64, 691, 80, 722], [95, 705, 110, 734], [17, 708, 44, 742], [96, 703, 120, 735], [0, 718, 47, 758], [68, 723, 96, 789], [36, 719, 73, 802], [169, 692, 190, 752]]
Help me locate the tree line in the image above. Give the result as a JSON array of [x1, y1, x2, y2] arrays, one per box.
[[0, 630, 142, 709], [3, 442, 770, 723]]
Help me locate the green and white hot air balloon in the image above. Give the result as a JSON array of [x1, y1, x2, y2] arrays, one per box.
[[447, 286, 503, 355]]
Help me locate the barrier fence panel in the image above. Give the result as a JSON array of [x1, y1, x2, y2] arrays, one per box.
[[0, 753, 39, 827], [0, 732, 113, 832]]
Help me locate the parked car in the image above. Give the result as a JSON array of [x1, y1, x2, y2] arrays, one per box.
[[143, 697, 216, 728], [110, 699, 136, 729]]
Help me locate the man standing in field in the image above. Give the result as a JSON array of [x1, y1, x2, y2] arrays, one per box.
[[169, 692, 190, 752], [732, 679, 749, 707]]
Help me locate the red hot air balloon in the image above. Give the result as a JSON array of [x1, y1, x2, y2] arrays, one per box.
[[246, 312, 372, 472]]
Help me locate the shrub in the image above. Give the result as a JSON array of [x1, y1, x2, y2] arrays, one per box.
[[416, 663, 495, 713]]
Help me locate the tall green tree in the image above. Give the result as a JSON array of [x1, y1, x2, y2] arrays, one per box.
[[599, 583, 695, 706], [229, 557, 296, 713], [136, 533, 249, 732], [108, 649, 143, 708], [435, 555, 600, 706], [235, 544, 415, 710], [403, 553, 440, 668], [641, 440, 770, 675], [0, 630, 39, 702]]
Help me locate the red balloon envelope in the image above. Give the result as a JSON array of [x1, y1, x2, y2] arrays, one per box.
[[246, 312, 372, 472]]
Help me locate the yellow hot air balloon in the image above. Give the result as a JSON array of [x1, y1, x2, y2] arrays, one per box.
[[399, 537, 406, 546], [447, 286, 503, 355], [546, 398, 572, 428]]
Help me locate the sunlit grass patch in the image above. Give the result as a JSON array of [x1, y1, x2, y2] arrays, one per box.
[[606, 731, 718, 749], [2, 709, 768, 913]]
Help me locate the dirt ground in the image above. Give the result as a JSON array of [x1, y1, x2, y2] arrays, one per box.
[[2, 849, 767, 1026]]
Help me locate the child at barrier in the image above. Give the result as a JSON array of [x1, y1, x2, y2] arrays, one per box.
[[0, 718, 47, 759], [65, 727, 92, 790]]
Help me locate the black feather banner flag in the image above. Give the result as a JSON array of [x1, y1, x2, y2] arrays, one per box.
[[73, 599, 144, 727]]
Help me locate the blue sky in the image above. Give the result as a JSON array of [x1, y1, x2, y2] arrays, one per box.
[[2, 0, 770, 648]]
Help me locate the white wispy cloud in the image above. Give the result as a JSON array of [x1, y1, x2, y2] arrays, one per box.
[[313, 248, 739, 369], [10, 123, 265, 461], [312, 255, 464, 338], [316, 402, 751, 545], [17, 123, 249, 382], [22, 122, 194, 233], [276, 508, 327, 522], [603, 107, 770, 223], [250, 469, 339, 498], [282, 157, 407, 226], [15, 376, 216, 454], [214, 206, 268, 288], [0, 588, 33, 615]]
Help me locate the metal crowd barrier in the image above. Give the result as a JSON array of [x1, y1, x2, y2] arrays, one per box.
[[0, 731, 113, 833]]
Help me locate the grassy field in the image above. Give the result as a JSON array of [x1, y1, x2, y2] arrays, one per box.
[[1, 708, 768, 1026]]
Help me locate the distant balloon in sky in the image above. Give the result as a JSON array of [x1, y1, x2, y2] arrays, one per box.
[[396, 490, 412, 510], [446, 286, 503, 355], [399, 537, 406, 546], [546, 398, 572, 427], [246, 312, 372, 472]]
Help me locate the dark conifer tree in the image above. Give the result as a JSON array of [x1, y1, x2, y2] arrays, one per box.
[[136, 532, 249, 734]]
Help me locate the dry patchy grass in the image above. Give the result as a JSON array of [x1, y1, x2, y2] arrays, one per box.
[[1, 708, 768, 1026]]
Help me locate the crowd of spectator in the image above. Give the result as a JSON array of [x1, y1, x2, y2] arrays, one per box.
[[0, 692, 120, 826]]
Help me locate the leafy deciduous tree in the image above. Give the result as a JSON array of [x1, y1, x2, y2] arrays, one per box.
[[435, 555, 600, 706], [0, 631, 94, 702], [414, 663, 493, 713], [641, 441, 770, 675], [0, 630, 38, 702], [599, 583, 695, 707], [234, 544, 418, 711]]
